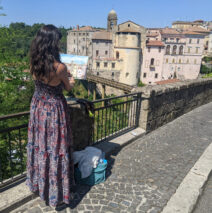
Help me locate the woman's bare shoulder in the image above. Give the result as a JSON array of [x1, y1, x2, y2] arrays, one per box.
[[56, 63, 67, 72]]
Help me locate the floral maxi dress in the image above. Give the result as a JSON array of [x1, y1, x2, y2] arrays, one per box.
[[26, 80, 74, 207]]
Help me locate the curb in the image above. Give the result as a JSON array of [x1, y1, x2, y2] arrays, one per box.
[[0, 127, 145, 213], [162, 142, 212, 213]]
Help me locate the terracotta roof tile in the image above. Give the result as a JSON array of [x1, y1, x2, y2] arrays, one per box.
[[92, 31, 112, 40], [146, 32, 159, 37], [161, 28, 181, 35], [118, 29, 140, 33], [185, 26, 210, 33], [146, 40, 165, 47]]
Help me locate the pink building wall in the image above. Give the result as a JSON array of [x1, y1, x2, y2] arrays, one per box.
[[141, 29, 205, 84], [141, 44, 165, 84]]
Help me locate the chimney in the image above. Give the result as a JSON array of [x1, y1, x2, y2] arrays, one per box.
[[77, 25, 79, 31]]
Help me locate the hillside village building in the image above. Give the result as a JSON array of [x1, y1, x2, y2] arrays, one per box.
[[67, 10, 209, 88]]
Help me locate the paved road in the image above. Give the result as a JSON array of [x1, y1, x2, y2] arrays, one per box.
[[192, 174, 212, 213], [12, 102, 212, 213]]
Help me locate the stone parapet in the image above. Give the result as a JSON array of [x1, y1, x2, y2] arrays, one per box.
[[68, 100, 94, 151], [133, 78, 212, 131]]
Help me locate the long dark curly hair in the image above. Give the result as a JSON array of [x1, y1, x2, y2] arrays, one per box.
[[30, 24, 62, 80]]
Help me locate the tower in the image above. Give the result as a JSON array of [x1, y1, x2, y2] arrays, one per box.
[[107, 9, 118, 31]]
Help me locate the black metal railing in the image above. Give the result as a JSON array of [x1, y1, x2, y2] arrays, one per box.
[[92, 93, 141, 143], [0, 93, 142, 188], [0, 112, 29, 189]]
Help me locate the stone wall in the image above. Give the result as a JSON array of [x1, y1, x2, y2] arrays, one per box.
[[68, 100, 94, 151], [134, 78, 212, 132]]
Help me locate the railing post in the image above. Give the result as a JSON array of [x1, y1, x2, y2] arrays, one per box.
[[135, 93, 142, 127], [102, 84, 105, 107], [93, 83, 96, 101], [87, 82, 90, 97]]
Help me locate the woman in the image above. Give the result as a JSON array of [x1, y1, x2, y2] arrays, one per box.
[[27, 24, 75, 207]]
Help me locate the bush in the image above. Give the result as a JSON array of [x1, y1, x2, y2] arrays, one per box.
[[200, 64, 212, 74], [137, 81, 145, 87], [202, 56, 212, 63]]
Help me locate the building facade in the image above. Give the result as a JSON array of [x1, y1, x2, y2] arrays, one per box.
[[67, 11, 209, 87]]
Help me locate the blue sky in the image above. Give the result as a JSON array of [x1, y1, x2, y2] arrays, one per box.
[[1, 0, 212, 28]]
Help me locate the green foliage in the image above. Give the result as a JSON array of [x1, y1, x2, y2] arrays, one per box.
[[0, 4, 6, 16], [137, 81, 145, 87], [203, 72, 212, 78], [0, 62, 34, 115], [202, 56, 212, 63], [0, 23, 71, 62], [200, 64, 212, 74]]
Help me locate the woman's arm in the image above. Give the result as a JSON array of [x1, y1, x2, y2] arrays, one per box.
[[57, 63, 75, 92]]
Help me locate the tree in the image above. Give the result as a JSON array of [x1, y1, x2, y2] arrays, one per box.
[[0, 3, 6, 16]]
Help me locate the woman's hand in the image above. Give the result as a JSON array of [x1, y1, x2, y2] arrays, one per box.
[[69, 76, 75, 88]]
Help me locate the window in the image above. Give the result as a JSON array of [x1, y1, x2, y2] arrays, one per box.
[[97, 72, 99, 76], [196, 47, 198, 54], [74, 33, 75, 36], [155, 73, 158, 78], [74, 48, 75, 52], [179, 59, 181, 64], [177, 38, 179, 43], [170, 38, 174, 40], [112, 63, 115, 68], [125, 72, 129, 77], [112, 72, 114, 76], [188, 47, 191, 53], [128, 24, 130, 27], [166, 58, 168, 63], [105, 50, 108, 55], [83, 33, 85, 36], [83, 38, 85, 41], [189, 38, 192, 44], [150, 58, 154, 66], [197, 39, 200, 44], [104, 62, 108, 67], [148, 47, 151, 52], [172, 59, 175, 63], [172, 45, 177, 55], [179, 45, 183, 55], [159, 47, 161, 53], [74, 40, 75, 44], [87, 33, 89, 36], [96, 50, 99, 57], [96, 62, 100, 68], [116, 51, 119, 59], [79, 33, 81, 36], [166, 45, 170, 54], [143, 73, 147, 78], [187, 59, 189, 64]]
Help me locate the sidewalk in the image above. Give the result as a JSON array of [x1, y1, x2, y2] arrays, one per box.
[[11, 102, 212, 213], [192, 174, 212, 213]]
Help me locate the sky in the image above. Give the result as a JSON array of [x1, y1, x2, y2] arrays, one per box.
[[0, 0, 212, 29]]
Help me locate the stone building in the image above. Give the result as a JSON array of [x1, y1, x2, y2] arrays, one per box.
[[172, 20, 204, 30], [67, 26, 99, 69], [67, 11, 209, 88], [141, 27, 205, 84]]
